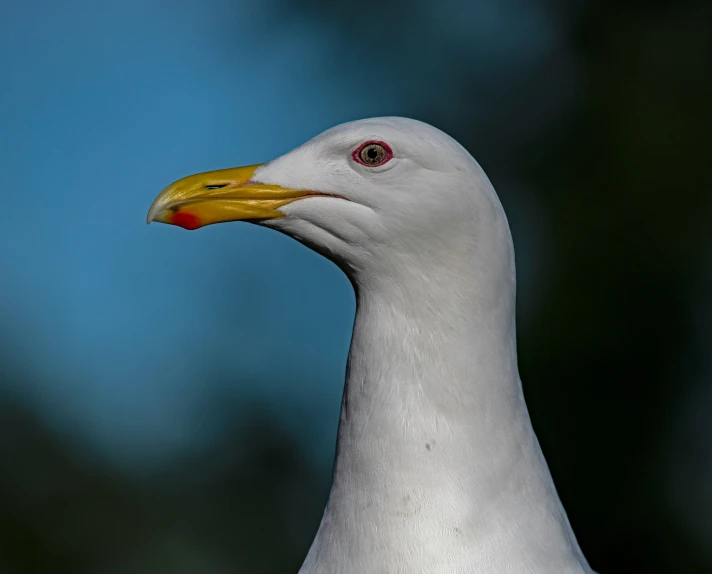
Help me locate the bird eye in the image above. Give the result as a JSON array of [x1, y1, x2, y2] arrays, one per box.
[[353, 141, 393, 167]]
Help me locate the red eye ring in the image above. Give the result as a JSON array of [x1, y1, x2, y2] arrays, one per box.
[[352, 140, 393, 167]]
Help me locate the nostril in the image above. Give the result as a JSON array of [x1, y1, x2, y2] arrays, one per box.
[[205, 184, 228, 190]]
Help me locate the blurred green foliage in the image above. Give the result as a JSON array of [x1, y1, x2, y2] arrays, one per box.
[[0, 397, 327, 574]]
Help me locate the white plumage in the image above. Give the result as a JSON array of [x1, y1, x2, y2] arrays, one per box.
[[150, 117, 596, 573]]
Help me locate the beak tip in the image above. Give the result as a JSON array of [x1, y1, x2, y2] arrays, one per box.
[[146, 204, 161, 225]]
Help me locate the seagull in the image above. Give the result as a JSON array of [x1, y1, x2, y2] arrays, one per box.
[[147, 117, 596, 573]]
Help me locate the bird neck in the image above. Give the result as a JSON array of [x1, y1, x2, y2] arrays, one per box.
[[337, 268, 528, 514], [301, 264, 591, 572]]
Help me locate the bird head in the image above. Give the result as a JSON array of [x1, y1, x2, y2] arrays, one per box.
[[147, 117, 507, 278]]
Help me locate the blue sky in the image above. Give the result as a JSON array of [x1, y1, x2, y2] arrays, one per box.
[[0, 0, 558, 471], [0, 0, 380, 470]]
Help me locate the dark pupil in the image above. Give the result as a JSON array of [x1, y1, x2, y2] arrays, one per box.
[[367, 147, 379, 160]]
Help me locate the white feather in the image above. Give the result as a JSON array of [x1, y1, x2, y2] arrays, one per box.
[[256, 117, 595, 573]]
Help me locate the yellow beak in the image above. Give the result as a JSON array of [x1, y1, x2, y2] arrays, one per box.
[[146, 164, 318, 230]]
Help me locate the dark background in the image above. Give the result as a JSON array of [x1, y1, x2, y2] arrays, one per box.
[[1, 0, 711, 572]]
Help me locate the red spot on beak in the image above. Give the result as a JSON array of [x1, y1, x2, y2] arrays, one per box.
[[172, 211, 201, 230]]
